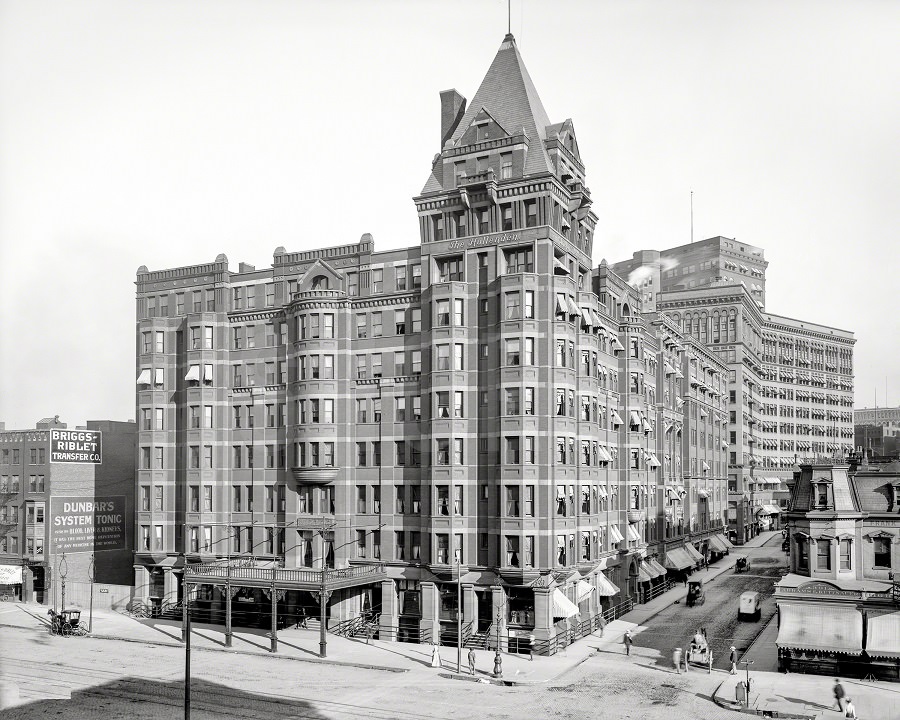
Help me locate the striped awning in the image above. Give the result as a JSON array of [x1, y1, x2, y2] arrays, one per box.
[[866, 611, 900, 659], [576, 580, 595, 603], [777, 603, 863, 655], [551, 588, 580, 619], [627, 525, 641, 542], [637, 566, 653, 583], [609, 525, 624, 544], [647, 558, 667, 577]]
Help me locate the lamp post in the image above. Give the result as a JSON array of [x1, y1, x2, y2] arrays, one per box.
[[88, 553, 95, 633], [740, 659, 754, 705], [492, 604, 503, 678], [59, 553, 68, 612], [456, 555, 462, 674], [184, 552, 191, 720]]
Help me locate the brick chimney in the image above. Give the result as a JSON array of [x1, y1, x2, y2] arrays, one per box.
[[439, 89, 466, 148]]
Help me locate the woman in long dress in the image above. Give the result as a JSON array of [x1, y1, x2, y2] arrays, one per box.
[[431, 642, 441, 668]]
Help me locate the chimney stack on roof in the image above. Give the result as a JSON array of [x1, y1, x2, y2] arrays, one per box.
[[439, 89, 466, 148]]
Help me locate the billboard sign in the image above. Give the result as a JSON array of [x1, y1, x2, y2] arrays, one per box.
[[50, 429, 102, 464], [50, 496, 126, 553]]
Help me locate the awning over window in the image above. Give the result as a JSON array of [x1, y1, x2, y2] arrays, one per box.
[[590, 309, 604, 327], [647, 453, 661, 469], [609, 526, 624, 544], [648, 558, 668, 577], [866, 611, 900, 658], [777, 603, 863, 655], [675, 369, 684, 379], [598, 446, 613, 463], [664, 548, 694, 571], [664, 362, 675, 375], [612, 338, 625, 353], [629, 411, 642, 427], [185, 365, 201, 382], [580, 308, 594, 328], [136, 368, 151, 385], [597, 485, 608, 498], [702, 461, 710, 472], [551, 588, 580, 619], [627, 525, 641, 542], [675, 398, 685, 409], [555, 293, 567, 314], [611, 411, 624, 426], [566, 296, 580, 316], [576, 579, 595, 603], [707, 534, 729, 553], [641, 417, 653, 433], [666, 487, 681, 501], [637, 566, 653, 583], [595, 572, 620, 596], [721, 440, 728, 450]]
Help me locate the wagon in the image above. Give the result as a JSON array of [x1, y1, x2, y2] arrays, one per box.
[[48, 608, 88, 637], [685, 580, 705, 607]]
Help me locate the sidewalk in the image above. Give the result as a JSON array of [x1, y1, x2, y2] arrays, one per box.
[[0, 530, 793, 693]]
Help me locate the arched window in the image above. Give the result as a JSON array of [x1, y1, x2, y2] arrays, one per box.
[[311, 275, 329, 290]]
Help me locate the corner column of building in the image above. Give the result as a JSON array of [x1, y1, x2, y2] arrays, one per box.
[[133, 565, 151, 602], [462, 584, 477, 629], [532, 587, 552, 646], [379, 579, 398, 640], [420, 581, 440, 643]]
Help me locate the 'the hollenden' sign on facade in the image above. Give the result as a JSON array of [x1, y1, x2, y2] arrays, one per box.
[[50, 429, 102, 464], [50, 496, 126, 553]]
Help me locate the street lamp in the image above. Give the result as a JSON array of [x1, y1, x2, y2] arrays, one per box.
[[493, 604, 503, 678], [740, 659, 754, 705], [59, 553, 68, 612], [456, 554, 462, 674]]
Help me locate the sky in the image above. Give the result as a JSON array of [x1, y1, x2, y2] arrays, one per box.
[[0, 0, 897, 430]]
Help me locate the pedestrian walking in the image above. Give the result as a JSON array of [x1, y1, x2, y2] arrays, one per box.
[[843, 697, 857, 719], [528, 633, 535, 661], [707, 649, 713, 674], [832, 678, 846, 712], [729, 646, 738, 675], [598, 615, 607, 637], [468, 647, 476, 676], [673, 647, 682, 674], [298, 607, 308, 629], [683, 649, 690, 673], [623, 630, 633, 656], [431, 642, 442, 669]]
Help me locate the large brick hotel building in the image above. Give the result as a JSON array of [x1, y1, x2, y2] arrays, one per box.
[[132, 34, 735, 649]]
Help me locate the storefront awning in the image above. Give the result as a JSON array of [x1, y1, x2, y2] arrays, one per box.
[[609, 525, 624, 544], [777, 603, 863, 655], [684, 543, 704, 563], [663, 548, 694, 571], [866, 611, 900, 658], [637, 566, 653, 583], [551, 588, 580, 619], [595, 572, 620, 597], [717, 533, 734, 549], [575, 579, 595, 603], [756, 504, 781, 515], [647, 558, 668, 577], [707, 534, 729, 553]]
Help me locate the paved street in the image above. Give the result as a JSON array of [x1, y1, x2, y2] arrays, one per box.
[[632, 532, 787, 672]]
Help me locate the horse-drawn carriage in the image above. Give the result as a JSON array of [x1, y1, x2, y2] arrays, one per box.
[[734, 556, 750, 573], [48, 608, 88, 637], [685, 579, 706, 607], [686, 628, 713, 668]]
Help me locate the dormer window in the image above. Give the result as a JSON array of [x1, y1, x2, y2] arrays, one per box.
[[311, 275, 329, 291], [814, 479, 832, 509]]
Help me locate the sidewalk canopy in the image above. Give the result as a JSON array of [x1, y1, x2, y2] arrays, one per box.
[[717, 533, 734, 549], [595, 572, 619, 596], [866, 611, 900, 658], [777, 603, 863, 655], [637, 566, 653, 583], [551, 588, 580, 619], [663, 548, 694, 571], [707, 534, 729, 553], [647, 558, 668, 577]]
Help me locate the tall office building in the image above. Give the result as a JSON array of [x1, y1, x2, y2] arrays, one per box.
[[133, 34, 727, 650], [613, 245, 855, 543]]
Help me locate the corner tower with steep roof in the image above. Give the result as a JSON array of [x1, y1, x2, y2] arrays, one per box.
[[414, 33, 596, 266]]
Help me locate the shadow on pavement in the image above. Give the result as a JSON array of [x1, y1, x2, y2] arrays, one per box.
[[0, 676, 331, 720]]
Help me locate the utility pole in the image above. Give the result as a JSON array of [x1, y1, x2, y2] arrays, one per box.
[[456, 556, 462, 674], [183, 553, 191, 720]]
